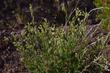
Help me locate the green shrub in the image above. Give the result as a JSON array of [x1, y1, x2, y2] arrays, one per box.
[[12, 3, 110, 73]]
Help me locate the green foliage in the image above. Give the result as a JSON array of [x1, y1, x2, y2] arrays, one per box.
[[13, 16, 109, 73], [94, 0, 110, 31], [96, 7, 110, 32], [94, 0, 110, 7], [12, 2, 110, 73]]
